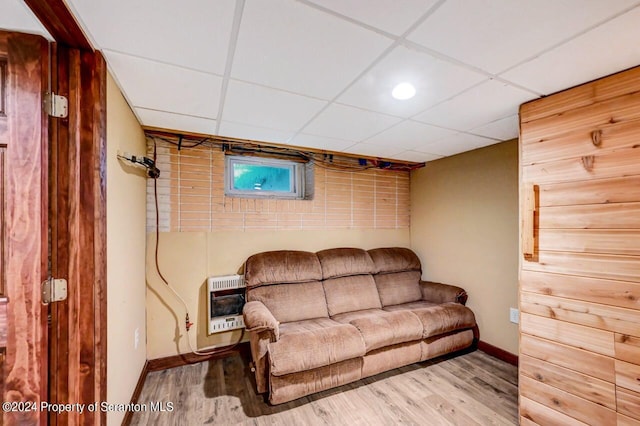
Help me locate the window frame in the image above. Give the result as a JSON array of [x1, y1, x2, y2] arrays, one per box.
[[224, 155, 305, 199]]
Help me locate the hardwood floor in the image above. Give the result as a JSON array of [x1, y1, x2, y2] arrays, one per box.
[[130, 349, 518, 425]]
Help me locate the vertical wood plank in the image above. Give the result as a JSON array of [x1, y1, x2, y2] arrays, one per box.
[[92, 50, 108, 426], [1, 30, 48, 426], [49, 46, 107, 426], [0, 56, 7, 145], [0, 148, 5, 296], [65, 46, 82, 426], [49, 43, 70, 426]]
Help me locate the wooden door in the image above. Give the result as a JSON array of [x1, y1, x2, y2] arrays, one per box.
[[519, 67, 640, 425], [0, 30, 49, 425]]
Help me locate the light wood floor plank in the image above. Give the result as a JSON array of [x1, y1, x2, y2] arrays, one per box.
[[130, 350, 517, 425]]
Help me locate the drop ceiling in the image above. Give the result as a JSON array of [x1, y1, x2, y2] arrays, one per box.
[[5, 0, 640, 162]]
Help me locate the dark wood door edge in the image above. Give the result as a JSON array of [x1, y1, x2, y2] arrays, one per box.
[[477, 340, 519, 366], [23, 0, 93, 50], [48, 47, 107, 425]]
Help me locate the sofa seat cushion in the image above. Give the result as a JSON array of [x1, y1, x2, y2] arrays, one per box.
[[384, 301, 476, 338], [332, 309, 423, 352], [269, 318, 366, 376]]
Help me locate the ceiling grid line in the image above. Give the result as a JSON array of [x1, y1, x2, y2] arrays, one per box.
[[296, 0, 399, 41], [299, 0, 544, 97], [290, 0, 448, 142], [496, 2, 640, 77], [215, 0, 246, 134], [102, 47, 225, 77], [19, 0, 638, 162]]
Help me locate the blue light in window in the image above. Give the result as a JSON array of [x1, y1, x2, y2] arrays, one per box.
[[232, 163, 292, 192]]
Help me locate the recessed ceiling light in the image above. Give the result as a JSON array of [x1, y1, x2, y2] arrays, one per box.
[[392, 82, 416, 100]]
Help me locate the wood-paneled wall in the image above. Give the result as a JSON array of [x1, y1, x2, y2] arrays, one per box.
[[519, 66, 640, 425]]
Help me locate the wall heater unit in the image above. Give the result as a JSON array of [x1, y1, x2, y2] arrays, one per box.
[[207, 274, 246, 334]]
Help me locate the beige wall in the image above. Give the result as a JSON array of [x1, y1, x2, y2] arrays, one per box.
[[146, 229, 410, 359], [106, 73, 148, 426], [410, 140, 519, 354]]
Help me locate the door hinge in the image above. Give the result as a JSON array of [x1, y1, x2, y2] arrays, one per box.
[[42, 278, 67, 304], [44, 92, 68, 118]]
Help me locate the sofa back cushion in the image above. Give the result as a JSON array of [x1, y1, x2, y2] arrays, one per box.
[[317, 248, 376, 279], [369, 248, 423, 306], [247, 281, 328, 323], [317, 248, 382, 316], [374, 271, 422, 306], [323, 275, 382, 316], [368, 247, 421, 274], [245, 250, 322, 288], [245, 250, 328, 322]]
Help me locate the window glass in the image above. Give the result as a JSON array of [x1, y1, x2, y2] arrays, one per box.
[[225, 155, 307, 199], [232, 163, 292, 192]]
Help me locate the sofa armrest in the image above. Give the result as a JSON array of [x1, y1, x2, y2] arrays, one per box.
[[243, 301, 279, 394], [243, 301, 280, 341], [420, 280, 468, 305]]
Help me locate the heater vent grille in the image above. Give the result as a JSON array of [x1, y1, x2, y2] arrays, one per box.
[[207, 274, 245, 291], [210, 315, 245, 333], [207, 274, 245, 335]]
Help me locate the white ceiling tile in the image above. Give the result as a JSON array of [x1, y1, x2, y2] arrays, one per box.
[[222, 80, 327, 132], [470, 115, 519, 141], [66, 0, 235, 74], [392, 150, 444, 162], [408, 0, 638, 74], [416, 132, 497, 157], [289, 134, 355, 152], [501, 7, 640, 95], [341, 142, 401, 158], [60, 0, 640, 161], [338, 45, 487, 117], [105, 51, 222, 119], [0, 0, 52, 39], [305, 0, 439, 35], [303, 104, 402, 141], [136, 108, 217, 135], [218, 121, 293, 144], [365, 120, 456, 150], [232, 0, 393, 99], [413, 80, 534, 132]]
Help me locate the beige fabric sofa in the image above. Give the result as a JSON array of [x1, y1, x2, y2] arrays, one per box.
[[242, 247, 477, 404]]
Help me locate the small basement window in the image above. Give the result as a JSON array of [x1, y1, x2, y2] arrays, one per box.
[[225, 155, 309, 199]]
